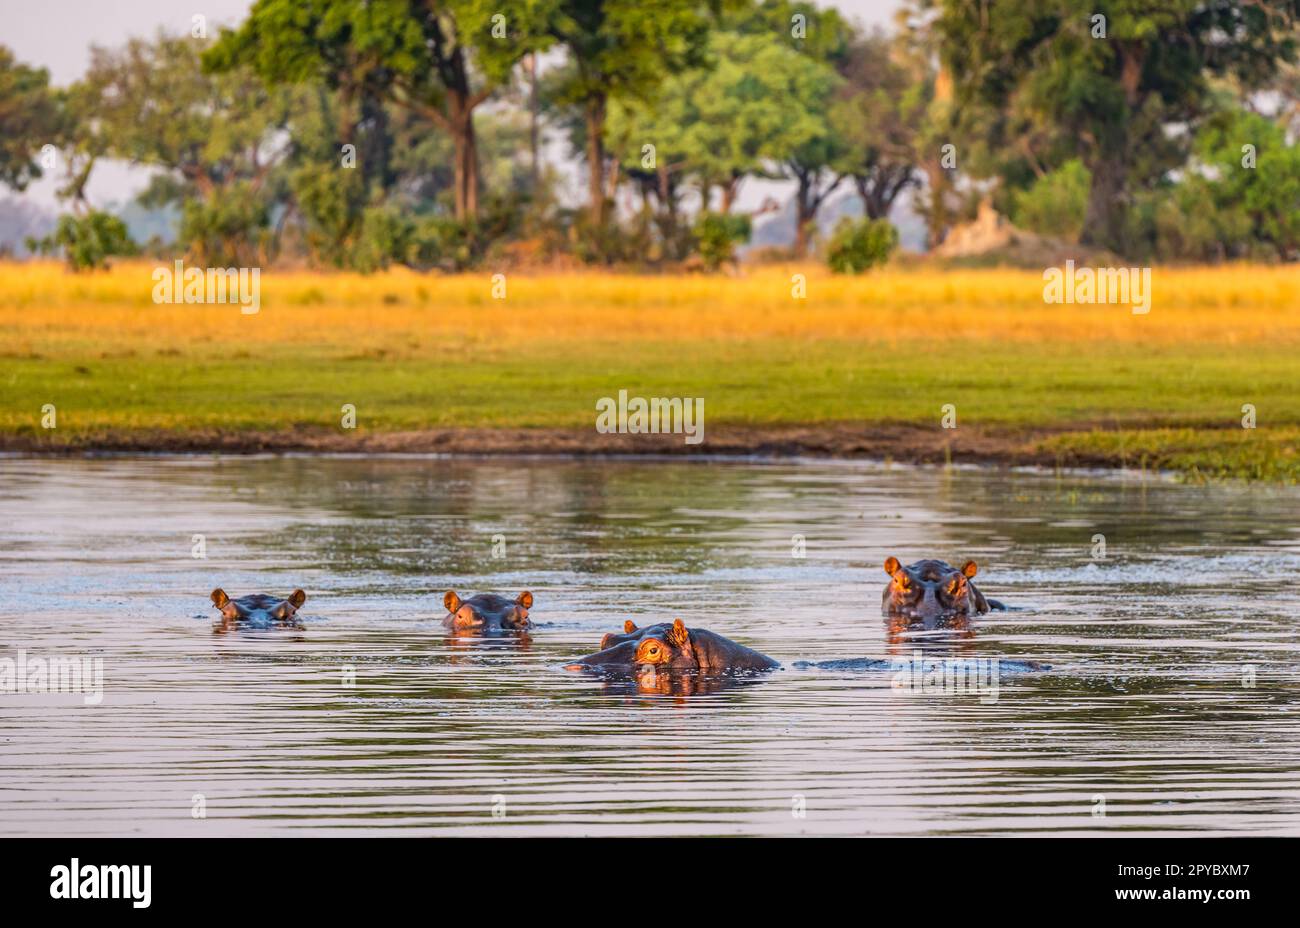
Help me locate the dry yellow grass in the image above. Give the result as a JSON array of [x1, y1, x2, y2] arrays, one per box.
[[1, 261, 1297, 357]]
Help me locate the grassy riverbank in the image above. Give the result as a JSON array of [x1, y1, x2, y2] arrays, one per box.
[[2, 261, 1297, 480]]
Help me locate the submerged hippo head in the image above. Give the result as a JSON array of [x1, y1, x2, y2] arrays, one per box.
[[882, 557, 993, 622], [211, 588, 307, 623], [598, 619, 671, 651], [443, 591, 533, 632], [570, 619, 778, 674], [631, 619, 701, 669]]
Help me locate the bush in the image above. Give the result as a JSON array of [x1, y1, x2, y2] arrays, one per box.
[[1009, 159, 1089, 240], [825, 217, 897, 274], [352, 206, 413, 273], [691, 211, 751, 270], [290, 164, 367, 266], [180, 182, 271, 267], [27, 210, 138, 271], [565, 210, 649, 266], [1193, 107, 1300, 261]]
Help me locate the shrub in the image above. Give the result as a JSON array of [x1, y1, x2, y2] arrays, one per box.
[[179, 182, 271, 267], [290, 164, 367, 266], [27, 210, 138, 270], [825, 217, 897, 274], [1009, 159, 1089, 240], [353, 206, 413, 273], [566, 210, 651, 266], [691, 211, 751, 270]]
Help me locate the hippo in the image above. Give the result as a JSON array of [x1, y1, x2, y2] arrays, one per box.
[[566, 619, 779, 674], [571, 618, 1047, 676], [570, 578, 1046, 678], [882, 557, 1006, 623], [210, 588, 306, 624], [443, 590, 533, 632]]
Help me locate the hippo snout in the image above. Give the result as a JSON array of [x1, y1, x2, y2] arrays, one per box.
[[912, 586, 946, 619]]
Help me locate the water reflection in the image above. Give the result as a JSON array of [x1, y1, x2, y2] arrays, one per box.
[[445, 629, 535, 664], [584, 666, 773, 699], [211, 614, 307, 637]]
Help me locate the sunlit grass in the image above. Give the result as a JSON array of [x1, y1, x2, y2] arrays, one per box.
[[1, 260, 1298, 479]]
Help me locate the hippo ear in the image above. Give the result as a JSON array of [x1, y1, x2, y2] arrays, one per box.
[[444, 591, 461, 613], [884, 556, 901, 576], [624, 620, 637, 633], [516, 591, 533, 609], [288, 589, 307, 608], [961, 560, 979, 578], [669, 619, 690, 646], [211, 588, 229, 609]]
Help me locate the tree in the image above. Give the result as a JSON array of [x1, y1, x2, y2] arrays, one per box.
[[729, 0, 853, 255], [0, 47, 64, 191], [79, 32, 290, 264], [892, 1, 963, 249], [542, 0, 715, 227], [829, 31, 924, 221], [205, 0, 544, 222], [929, 0, 1300, 253], [776, 57, 844, 257], [607, 31, 829, 218]]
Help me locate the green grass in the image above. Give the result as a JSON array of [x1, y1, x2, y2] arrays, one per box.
[[4, 339, 1299, 480]]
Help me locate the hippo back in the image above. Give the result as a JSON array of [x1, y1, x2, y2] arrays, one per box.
[[687, 628, 781, 672]]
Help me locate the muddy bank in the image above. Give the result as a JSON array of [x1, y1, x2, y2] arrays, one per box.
[[0, 423, 1123, 468]]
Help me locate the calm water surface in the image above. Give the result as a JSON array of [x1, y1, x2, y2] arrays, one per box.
[[2, 456, 1299, 836]]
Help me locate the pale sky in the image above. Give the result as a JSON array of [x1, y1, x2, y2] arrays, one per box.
[[1, 0, 906, 212]]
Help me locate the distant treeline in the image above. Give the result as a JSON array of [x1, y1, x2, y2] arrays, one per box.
[[2, 0, 1298, 270]]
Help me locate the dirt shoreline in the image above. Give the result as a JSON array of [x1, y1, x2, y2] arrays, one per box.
[[0, 423, 1125, 469]]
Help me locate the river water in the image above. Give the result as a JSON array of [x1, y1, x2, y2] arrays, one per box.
[[1, 456, 1298, 836]]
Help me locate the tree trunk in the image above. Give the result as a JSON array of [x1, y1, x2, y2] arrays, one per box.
[[527, 53, 540, 193], [854, 176, 880, 220], [656, 166, 681, 258], [1076, 42, 1145, 252], [464, 120, 479, 220], [585, 95, 607, 226], [720, 174, 741, 213], [1080, 156, 1125, 253], [446, 90, 480, 223], [360, 91, 394, 194], [920, 158, 950, 250], [794, 180, 814, 257], [855, 170, 913, 222]]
